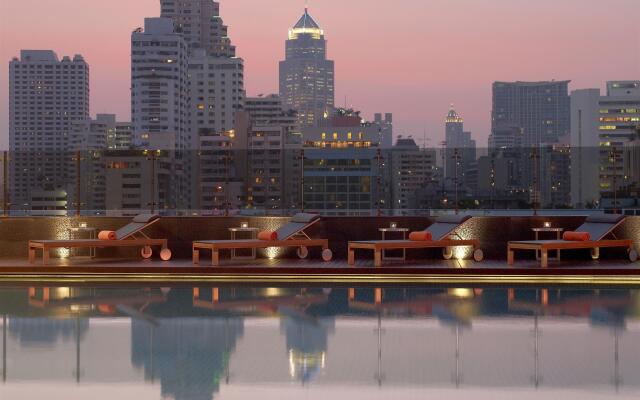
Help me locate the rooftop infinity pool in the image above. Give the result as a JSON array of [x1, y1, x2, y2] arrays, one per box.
[[0, 285, 638, 399]]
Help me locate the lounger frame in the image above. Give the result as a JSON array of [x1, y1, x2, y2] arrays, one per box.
[[507, 239, 634, 268], [28, 218, 170, 265], [348, 236, 480, 267], [507, 216, 636, 267], [192, 219, 330, 266]]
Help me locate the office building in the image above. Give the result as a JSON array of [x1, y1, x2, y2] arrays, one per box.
[[279, 8, 335, 127], [301, 109, 388, 215], [570, 81, 640, 208], [492, 81, 570, 148]]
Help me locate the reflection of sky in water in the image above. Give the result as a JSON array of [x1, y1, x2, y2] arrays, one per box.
[[0, 287, 639, 400]]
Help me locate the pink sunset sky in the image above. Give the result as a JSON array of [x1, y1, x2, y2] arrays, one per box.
[[1, 0, 639, 148]]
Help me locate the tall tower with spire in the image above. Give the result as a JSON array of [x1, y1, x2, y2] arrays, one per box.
[[279, 8, 335, 127], [444, 104, 476, 186]]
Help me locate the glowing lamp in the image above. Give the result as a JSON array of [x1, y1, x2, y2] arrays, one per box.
[[79, 222, 87, 228], [390, 222, 398, 229], [543, 221, 552, 228], [240, 222, 249, 229]]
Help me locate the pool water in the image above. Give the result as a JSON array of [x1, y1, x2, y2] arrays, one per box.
[[0, 285, 638, 399]]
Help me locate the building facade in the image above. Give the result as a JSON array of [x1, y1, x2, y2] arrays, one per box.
[[279, 8, 335, 128], [444, 105, 476, 190], [492, 81, 570, 148], [570, 81, 640, 208], [160, 0, 236, 57], [235, 95, 301, 213], [301, 109, 388, 215], [390, 137, 436, 213], [9, 50, 90, 214], [131, 18, 190, 150]]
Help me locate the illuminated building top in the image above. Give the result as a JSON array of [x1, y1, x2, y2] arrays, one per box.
[[289, 8, 324, 39], [445, 104, 464, 123]]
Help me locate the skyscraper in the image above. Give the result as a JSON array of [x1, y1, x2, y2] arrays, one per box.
[[9, 50, 90, 214], [491, 81, 570, 147], [131, 18, 189, 150], [444, 105, 476, 188], [160, 0, 236, 57], [160, 0, 245, 212], [279, 8, 335, 127]]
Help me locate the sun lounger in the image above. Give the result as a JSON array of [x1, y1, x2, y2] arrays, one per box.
[[28, 214, 172, 265], [507, 214, 638, 267], [347, 215, 483, 267], [192, 213, 332, 266]]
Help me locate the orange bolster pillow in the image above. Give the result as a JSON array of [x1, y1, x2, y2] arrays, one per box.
[[258, 231, 278, 241], [409, 231, 433, 241], [563, 231, 590, 241], [98, 230, 117, 240]]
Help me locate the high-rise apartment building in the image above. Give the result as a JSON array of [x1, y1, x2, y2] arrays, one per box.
[[390, 137, 436, 212], [160, 0, 235, 57], [160, 1, 245, 212], [490, 81, 570, 199], [70, 115, 133, 214], [71, 114, 132, 150], [492, 81, 570, 148], [279, 8, 335, 127], [131, 18, 189, 150], [235, 95, 301, 213], [9, 50, 90, 214], [570, 81, 640, 208], [187, 49, 244, 143]]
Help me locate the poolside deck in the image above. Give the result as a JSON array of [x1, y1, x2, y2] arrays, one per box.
[[0, 257, 638, 286]]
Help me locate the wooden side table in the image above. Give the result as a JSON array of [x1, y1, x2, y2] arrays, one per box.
[[68, 226, 97, 258], [229, 227, 259, 260], [379, 227, 409, 261], [532, 227, 564, 261]]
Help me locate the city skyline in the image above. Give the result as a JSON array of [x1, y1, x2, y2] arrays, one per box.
[[1, 0, 639, 149]]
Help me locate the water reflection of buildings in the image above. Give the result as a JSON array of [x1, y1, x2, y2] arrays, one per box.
[[192, 287, 335, 384], [508, 288, 633, 390], [281, 316, 334, 383], [131, 317, 243, 400], [0, 286, 639, 396], [8, 318, 88, 345], [347, 287, 479, 386]]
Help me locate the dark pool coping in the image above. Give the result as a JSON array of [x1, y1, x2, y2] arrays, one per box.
[[0, 263, 639, 286]]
